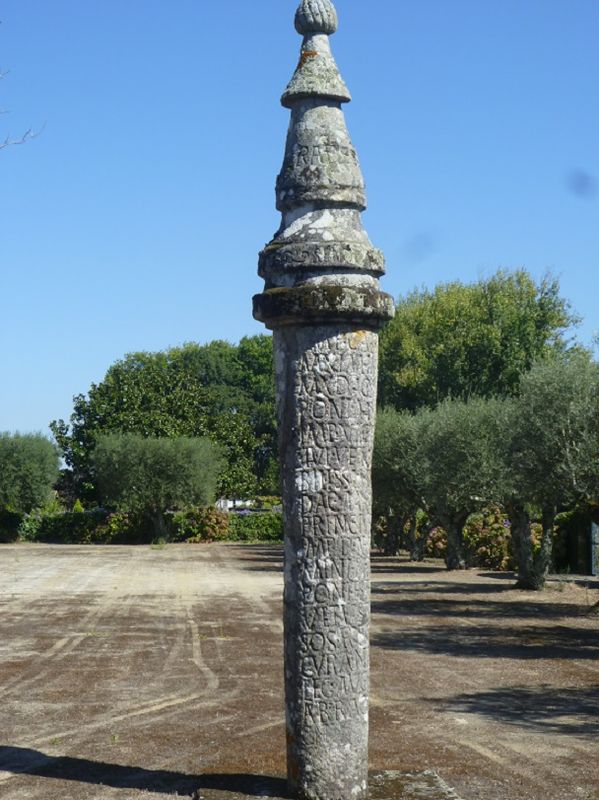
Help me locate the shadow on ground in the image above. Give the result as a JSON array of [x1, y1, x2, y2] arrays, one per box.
[[372, 623, 599, 660], [231, 545, 283, 573], [0, 747, 287, 797], [371, 594, 586, 620], [436, 685, 599, 736]]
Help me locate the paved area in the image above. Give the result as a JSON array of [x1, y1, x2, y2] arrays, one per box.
[[0, 544, 597, 800]]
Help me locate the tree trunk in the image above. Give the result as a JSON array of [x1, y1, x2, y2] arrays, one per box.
[[509, 504, 534, 589], [531, 507, 556, 590], [152, 509, 169, 541], [383, 514, 405, 556], [407, 514, 425, 561], [445, 516, 467, 570], [511, 504, 554, 590]]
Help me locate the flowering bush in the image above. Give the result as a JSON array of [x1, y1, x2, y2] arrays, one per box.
[[425, 526, 447, 559], [463, 506, 512, 570], [172, 507, 230, 543]]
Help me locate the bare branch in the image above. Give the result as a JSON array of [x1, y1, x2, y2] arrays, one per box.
[[0, 66, 43, 150], [0, 122, 45, 150]]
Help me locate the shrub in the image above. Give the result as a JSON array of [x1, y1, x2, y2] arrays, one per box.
[[463, 506, 512, 570], [425, 526, 447, 559], [18, 511, 42, 541], [253, 496, 282, 511], [172, 507, 230, 543], [92, 511, 148, 544], [35, 509, 109, 544], [228, 511, 283, 542]]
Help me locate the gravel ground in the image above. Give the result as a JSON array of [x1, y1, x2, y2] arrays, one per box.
[[0, 543, 597, 800]]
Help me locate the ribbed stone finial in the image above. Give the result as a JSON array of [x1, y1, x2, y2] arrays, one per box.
[[295, 0, 338, 36]]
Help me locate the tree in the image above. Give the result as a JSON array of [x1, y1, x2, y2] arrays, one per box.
[[0, 432, 59, 513], [51, 337, 277, 502], [373, 398, 505, 567], [93, 433, 223, 538], [504, 355, 599, 589], [379, 270, 578, 411], [372, 409, 428, 557], [373, 352, 599, 583], [417, 397, 505, 569]]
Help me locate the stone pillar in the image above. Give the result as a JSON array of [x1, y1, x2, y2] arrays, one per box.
[[253, 2, 394, 799]]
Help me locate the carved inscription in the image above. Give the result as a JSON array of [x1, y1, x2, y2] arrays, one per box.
[[277, 327, 377, 737], [293, 140, 358, 169], [258, 241, 386, 276]]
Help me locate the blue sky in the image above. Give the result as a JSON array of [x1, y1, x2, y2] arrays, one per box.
[[2, 0, 598, 435]]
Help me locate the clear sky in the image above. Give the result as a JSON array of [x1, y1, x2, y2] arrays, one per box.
[[2, 0, 598, 436]]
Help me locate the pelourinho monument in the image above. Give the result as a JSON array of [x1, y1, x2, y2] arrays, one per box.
[[253, 1, 394, 798]]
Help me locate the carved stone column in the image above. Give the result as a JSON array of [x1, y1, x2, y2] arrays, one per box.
[[253, 2, 394, 798]]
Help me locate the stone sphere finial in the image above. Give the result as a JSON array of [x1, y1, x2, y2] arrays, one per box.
[[295, 0, 338, 36]]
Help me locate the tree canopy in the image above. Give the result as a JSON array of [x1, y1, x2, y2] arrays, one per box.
[[0, 432, 59, 513], [51, 336, 277, 502], [373, 354, 599, 587], [93, 433, 223, 537], [379, 270, 578, 411]]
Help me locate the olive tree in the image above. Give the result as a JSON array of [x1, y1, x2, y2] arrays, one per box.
[[505, 356, 599, 589], [0, 432, 59, 513], [93, 433, 223, 539], [418, 397, 505, 570], [373, 409, 428, 557]]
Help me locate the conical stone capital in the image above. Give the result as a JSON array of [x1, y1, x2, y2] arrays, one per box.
[[253, 0, 394, 331]]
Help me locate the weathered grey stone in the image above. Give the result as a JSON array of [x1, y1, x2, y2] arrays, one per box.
[[282, 36, 351, 109], [253, 2, 394, 799], [276, 325, 376, 800], [276, 99, 363, 210], [295, 0, 339, 36]]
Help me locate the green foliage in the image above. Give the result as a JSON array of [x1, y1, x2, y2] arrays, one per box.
[[253, 496, 282, 511], [0, 432, 59, 514], [51, 336, 277, 503], [373, 409, 426, 518], [93, 434, 223, 538], [34, 509, 109, 544], [92, 511, 146, 544], [499, 355, 599, 588], [17, 511, 42, 541], [510, 355, 599, 511], [172, 507, 230, 542], [373, 352, 599, 586], [379, 270, 578, 411], [228, 512, 284, 542]]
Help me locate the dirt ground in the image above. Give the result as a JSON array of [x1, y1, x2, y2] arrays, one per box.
[[0, 543, 597, 800]]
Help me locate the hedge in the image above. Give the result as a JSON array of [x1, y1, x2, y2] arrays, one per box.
[[228, 512, 283, 542]]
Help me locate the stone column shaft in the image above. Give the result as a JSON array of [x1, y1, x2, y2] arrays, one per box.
[[277, 325, 377, 799]]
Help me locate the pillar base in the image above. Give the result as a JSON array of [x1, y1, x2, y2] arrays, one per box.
[[192, 771, 464, 800]]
